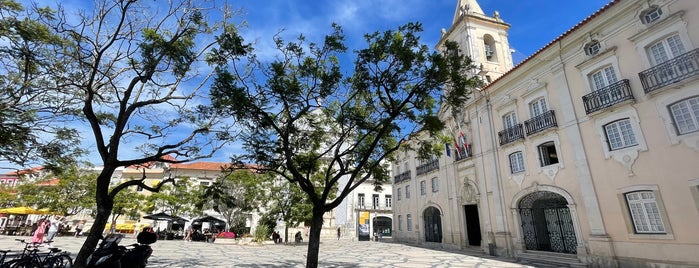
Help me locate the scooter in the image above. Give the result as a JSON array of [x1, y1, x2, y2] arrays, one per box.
[[86, 231, 156, 268]]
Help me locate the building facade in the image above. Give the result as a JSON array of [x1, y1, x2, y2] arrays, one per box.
[[392, 0, 699, 267], [335, 178, 393, 241]]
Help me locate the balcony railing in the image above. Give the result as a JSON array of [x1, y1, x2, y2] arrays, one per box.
[[582, 79, 634, 114], [524, 110, 557, 136], [498, 124, 524, 146], [416, 159, 439, 176], [355, 204, 392, 211], [454, 145, 473, 161], [393, 171, 411, 183], [639, 48, 699, 94]]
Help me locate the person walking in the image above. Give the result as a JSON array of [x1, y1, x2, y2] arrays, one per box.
[[45, 215, 63, 242], [337, 227, 341, 240], [74, 220, 85, 238], [31, 219, 48, 244]]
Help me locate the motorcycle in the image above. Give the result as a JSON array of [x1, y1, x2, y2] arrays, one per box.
[[86, 230, 157, 268]]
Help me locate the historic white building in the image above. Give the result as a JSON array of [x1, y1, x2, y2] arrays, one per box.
[[392, 0, 699, 267]]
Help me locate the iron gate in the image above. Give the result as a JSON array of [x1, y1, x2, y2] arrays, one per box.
[[519, 191, 577, 254]]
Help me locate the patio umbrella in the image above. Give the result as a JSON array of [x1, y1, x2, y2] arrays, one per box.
[[143, 212, 175, 221], [0, 206, 53, 215]]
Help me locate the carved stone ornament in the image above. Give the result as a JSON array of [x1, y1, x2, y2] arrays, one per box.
[[611, 149, 638, 176]]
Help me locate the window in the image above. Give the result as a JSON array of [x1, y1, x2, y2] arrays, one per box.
[[404, 162, 409, 174], [358, 193, 365, 208], [385, 195, 392, 209], [589, 65, 618, 91], [420, 180, 426, 195], [396, 165, 401, 176], [398, 215, 402, 231], [640, 6, 663, 24], [397, 188, 402, 201], [625, 191, 666, 233], [405, 185, 411, 199], [431, 177, 439, 192], [584, 40, 601, 56], [503, 112, 518, 129], [484, 34, 497, 62], [406, 214, 413, 231], [372, 194, 379, 209], [538, 142, 559, 166], [669, 96, 699, 135], [604, 119, 638, 150], [529, 98, 548, 117], [647, 34, 686, 66], [509, 151, 525, 174]]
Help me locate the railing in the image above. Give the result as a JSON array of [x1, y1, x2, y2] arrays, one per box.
[[355, 204, 392, 211], [639, 48, 699, 94], [498, 124, 524, 146], [416, 159, 439, 176], [454, 145, 473, 161], [582, 79, 634, 114], [393, 171, 411, 183], [524, 110, 557, 136]]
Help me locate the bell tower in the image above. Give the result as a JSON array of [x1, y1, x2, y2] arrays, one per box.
[[438, 0, 513, 84]]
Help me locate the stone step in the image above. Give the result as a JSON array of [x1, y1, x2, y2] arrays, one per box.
[[517, 251, 587, 268]]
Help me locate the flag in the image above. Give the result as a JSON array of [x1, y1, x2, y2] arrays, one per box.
[[459, 130, 468, 157], [446, 143, 451, 157]]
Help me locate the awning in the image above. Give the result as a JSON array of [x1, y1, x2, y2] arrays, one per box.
[[143, 212, 188, 222], [0, 206, 54, 215]]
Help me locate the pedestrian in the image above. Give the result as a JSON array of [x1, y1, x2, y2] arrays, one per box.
[[337, 227, 341, 240], [31, 218, 48, 244], [184, 226, 193, 242], [74, 220, 85, 238], [46, 215, 63, 242]]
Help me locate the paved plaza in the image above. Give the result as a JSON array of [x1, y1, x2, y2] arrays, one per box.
[[0, 235, 534, 267]]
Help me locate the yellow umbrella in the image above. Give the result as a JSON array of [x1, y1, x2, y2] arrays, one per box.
[[0, 206, 53, 215]]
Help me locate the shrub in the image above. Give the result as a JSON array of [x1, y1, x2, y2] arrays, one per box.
[[253, 224, 269, 243]]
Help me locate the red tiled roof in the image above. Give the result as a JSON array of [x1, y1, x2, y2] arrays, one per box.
[[3, 166, 44, 176], [482, 0, 620, 91], [170, 161, 230, 170]]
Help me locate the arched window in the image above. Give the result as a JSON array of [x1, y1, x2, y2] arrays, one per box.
[[483, 34, 497, 62]]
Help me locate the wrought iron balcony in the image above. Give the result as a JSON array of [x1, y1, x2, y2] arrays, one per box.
[[416, 159, 439, 176], [524, 110, 557, 136], [393, 171, 411, 183], [582, 79, 634, 114], [498, 124, 524, 146], [355, 204, 392, 211], [639, 48, 699, 94], [454, 145, 473, 161]]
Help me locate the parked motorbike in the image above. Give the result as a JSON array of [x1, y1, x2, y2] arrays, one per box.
[[86, 230, 157, 268]]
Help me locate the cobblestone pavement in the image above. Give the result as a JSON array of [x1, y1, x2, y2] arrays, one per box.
[[0, 235, 534, 268]]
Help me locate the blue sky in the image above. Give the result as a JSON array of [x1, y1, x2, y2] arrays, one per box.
[[3, 0, 614, 170], [234, 0, 613, 65], [204, 0, 614, 163]]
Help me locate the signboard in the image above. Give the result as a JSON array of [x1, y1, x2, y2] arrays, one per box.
[[357, 211, 370, 241]]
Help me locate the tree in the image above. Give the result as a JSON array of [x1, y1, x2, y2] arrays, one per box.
[[197, 169, 267, 232], [109, 188, 147, 234], [0, 0, 84, 170], [147, 177, 200, 217], [16, 165, 96, 216], [22, 0, 248, 266], [210, 23, 480, 267], [265, 178, 312, 243]]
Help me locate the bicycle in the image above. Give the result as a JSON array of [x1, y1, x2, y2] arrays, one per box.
[[4, 239, 73, 268]]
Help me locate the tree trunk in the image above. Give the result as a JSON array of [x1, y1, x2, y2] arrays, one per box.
[[305, 206, 325, 268], [284, 225, 289, 244], [73, 170, 115, 268]]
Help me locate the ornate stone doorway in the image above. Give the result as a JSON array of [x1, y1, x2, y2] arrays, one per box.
[[518, 191, 577, 254]]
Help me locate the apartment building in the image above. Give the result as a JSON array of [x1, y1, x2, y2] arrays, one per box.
[[392, 0, 699, 267]]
